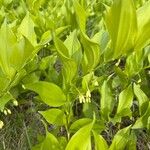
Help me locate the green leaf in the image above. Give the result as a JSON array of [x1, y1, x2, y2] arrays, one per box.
[[105, 0, 137, 58], [100, 81, 113, 120], [0, 75, 10, 92], [82, 72, 93, 92], [10, 37, 35, 71], [0, 20, 16, 77], [125, 132, 137, 150], [134, 83, 149, 115], [62, 60, 77, 85], [132, 102, 150, 129], [22, 72, 39, 84], [18, 12, 37, 46], [113, 66, 128, 88], [73, 0, 87, 32], [125, 53, 143, 77], [32, 132, 60, 150], [116, 85, 133, 117], [64, 30, 82, 65], [135, 1, 150, 50], [0, 92, 13, 111], [69, 118, 92, 133], [39, 109, 65, 126], [54, 36, 70, 61], [92, 30, 110, 54], [40, 26, 69, 45], [93, 131, 108, 150], [109, 126, 131, 150], [24, 81, 66, 107], [81, 32, 101, 74], [66, 121, 94, 150]]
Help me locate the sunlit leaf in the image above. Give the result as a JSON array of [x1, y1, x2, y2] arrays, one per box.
[[18, 12, 37, 46], [105, 0, 137, 58], [109, 126, 131, 150], [116, 85, 133, 117], [100, 80, 113, 121], [66, 121, 94, 150], [135, 1, 150, 50], [39, 108, 65, 126], [134, 83, 149, 115], [93, 131, 108, 150], [25, 81, 66, 107], [32, 132, 60, 150]]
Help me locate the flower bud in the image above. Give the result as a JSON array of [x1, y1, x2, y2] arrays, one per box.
[[7, 109, 11, 114], [13, 100, 18, 106], [3, 110, 7, 115], [86, 89, 91, 98], [0, 120, 4, 129], [79, 94, 85, 103]]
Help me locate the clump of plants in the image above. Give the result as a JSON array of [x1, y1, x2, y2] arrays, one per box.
[[0, 0, 150, 149]]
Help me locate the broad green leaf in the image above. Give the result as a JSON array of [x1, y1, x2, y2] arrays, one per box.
[[92, 30, 110, 54], [132, 102, 150, 129], [0, 75, 10, 92], [134, 83, 149, 115], [62, 60, 77, 85], [64, 30, 82, 64], [0, 92, 13, 111], [83, 102, 99, 119], [93, 131, 108, 150], [39, 109, 65, 126], [54, 36, 70, 61], [40, 26, 69, 45], [109, 126, 131, 150], [32, 132, 60, 150], [69, 118, 92, 133], [22, 72, 39, 84], [10, 37, 35, 71], [125, 131, 137, 150], [125, 53, 143, 77], [82, 72, 93, 91], [58, 137, 67, 150], [73, 0, 87, 32], [81, 32, 101, 74], [40, 30, 51, 45], [24, 81, 66, 107], [135, 1, 150, 50], [116, 85, 133, 117], [135, 23, 150, 52], [105, 0, 137, 58], [9, 69, 27, 88], [39, 55, 57, 71], [0, 20, 16, 77], [66, 121, 94, 150], [113, 66, 128, 88], [18, 12, 37, 46], [100, 81, 113, 120]]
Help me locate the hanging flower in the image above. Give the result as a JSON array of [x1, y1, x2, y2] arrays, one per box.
[[0, 120, 4, 129]]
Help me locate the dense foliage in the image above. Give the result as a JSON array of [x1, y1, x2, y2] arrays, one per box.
[[0, 0, 150, 149]]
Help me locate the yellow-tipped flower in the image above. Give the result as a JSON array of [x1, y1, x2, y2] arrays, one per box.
[[3, 110, 7, 115], [79, 94, 85, 103], [86, 97, 91, 103], [85, 89, 91, 103], [7, 109, 11, 115], [13, 100, 18, 106], [86, 89, 91, 98]]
